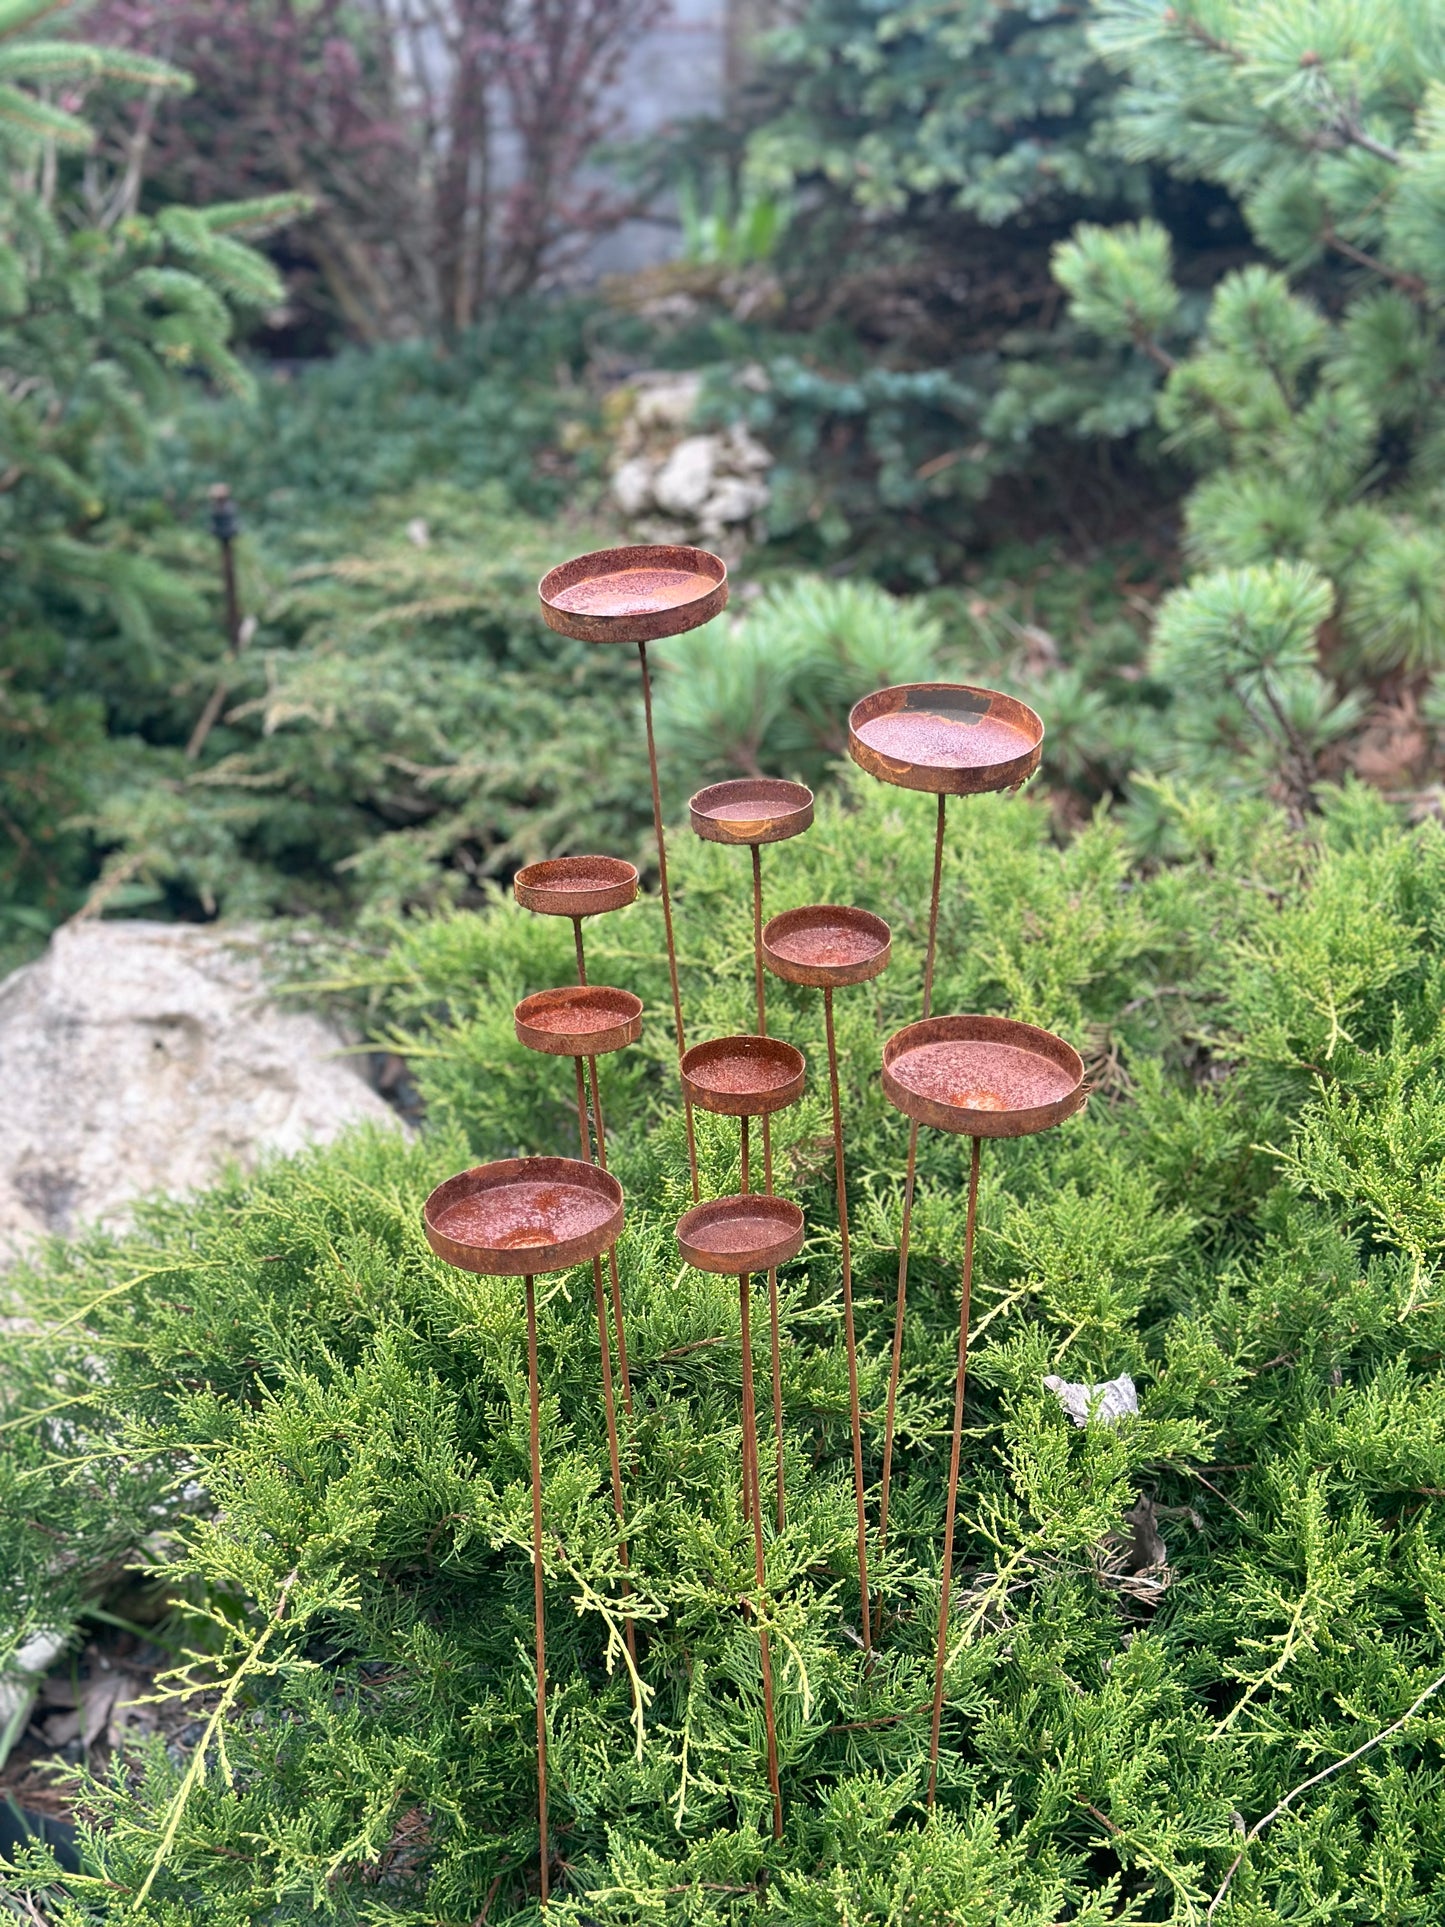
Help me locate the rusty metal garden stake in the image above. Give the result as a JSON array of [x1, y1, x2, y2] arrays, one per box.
[[676, 1190, 805, 1841], [846, 684, 1044, 1642], [539, 545, 733, 1206], [880, 1013, 1084, 1801], [762, 903, 892, 1657], [423, 1156, 626, 1907]]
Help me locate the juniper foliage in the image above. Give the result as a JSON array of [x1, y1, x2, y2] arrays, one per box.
[[6, 777, 1445, 1919]]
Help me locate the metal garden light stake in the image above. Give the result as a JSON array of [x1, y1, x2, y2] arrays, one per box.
[[423, 1156, 626, 1907], [845, 684, 1044, 1609], [690, 778, 814, 1531], [513, 983, 646, 1673], [880, 1014, 1084, 1804], [675, 1187, 807, 1842], [539, 545, 731, 1203], [763, 905, 892, 1656], [514, 855, 641, 1411], [679, 1032, 806, 1529]]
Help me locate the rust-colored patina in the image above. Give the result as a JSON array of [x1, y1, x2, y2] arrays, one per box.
[[538, 543, 728, 645], [514, 854, 638, 919], [675, 1192, 807, 1275], [680, 1034, 806, 1117], [847, 682, 1043, 796], [881, 1013, 1085, 1137], [689, 777, 814, 847], [423, 1156, 623, 1277], [763, 904, 891, 989], [514, 985, 643, 1059]]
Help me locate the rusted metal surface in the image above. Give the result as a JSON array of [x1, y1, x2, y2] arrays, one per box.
[[538, 542, 728, 645], [675, 1194, 806, 1274], [927, 1136, 980, 1809], [513, 985, 644, 1058], [763, 904, 891, 989], [423, 1155, 626, 1905], [737, 1267, 784, 1841], [422, 1157, 624, 1276], [760, 902, 892, 1656], [680, 1035, 806, 1117], [688, 777, 814, 847], [514, 854, 638, 919], [882, 1014, 1086, 1137], [847, 683, 1043, 796]]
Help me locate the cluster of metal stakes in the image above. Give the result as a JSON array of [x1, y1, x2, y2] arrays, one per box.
[[420, 544, 1088, 1905]]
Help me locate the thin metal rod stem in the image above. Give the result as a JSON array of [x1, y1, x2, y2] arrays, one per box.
[[586, 1057, 632, 1417], [740, 1114, 750, 1195], [878, 793, 948, 1566], [739, 1271, 783, 1840], [573, 916, 587, 986], [525, 1274, 549, 1905], [927, 1135, 980, 1808], [750, 841, 784, 1529], [637, 640, 697, 1199], [825, 987, 870, 1655]]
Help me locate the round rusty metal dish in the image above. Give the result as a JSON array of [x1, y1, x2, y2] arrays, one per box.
[[423, 1156, 624, 1276], [689, 778, 814, 847], [538, 544, 728, 645], [848, 683, 1043, 796], [680, 1035, 806, 1117], [763, 904, 891, 989], [514, 854, 638, 919], [514, 985, 642, 1058], [881, 1014, 1084, 1138], [675, 1193, 806, 1275]]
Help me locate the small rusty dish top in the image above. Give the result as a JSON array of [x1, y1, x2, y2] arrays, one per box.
[[763, 904, 891, 989], [514, 854, 638, 919], [680, 1034, 806, 1117], [689, 778, 814, 848], [882, 1014, 1084, 1138], [424, 1156, 624, 1276], [848, 683, 1043, 796], [675, 1193, 806, 1276], [514, 985, 642, 1058], [538, 543, 728, 645]]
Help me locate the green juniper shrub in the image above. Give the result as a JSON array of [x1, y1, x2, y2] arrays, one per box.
[[7, 776, 1445, 1919]]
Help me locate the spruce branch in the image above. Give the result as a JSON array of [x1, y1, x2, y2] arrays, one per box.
[[1207, 1667, 1445, 1917]]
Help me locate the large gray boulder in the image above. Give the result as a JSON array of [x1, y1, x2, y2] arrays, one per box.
[[0, 921, 399, 1247]]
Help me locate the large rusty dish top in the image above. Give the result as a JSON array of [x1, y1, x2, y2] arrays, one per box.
[[514, 854, 638, 919], [423, 1156, 624, 1276], [689, 778, 814, 847], [539, 543, 728, 645], [514, 985, 643, 1058], [680, 1034, 806, 1117], [763, 904, 891, 989], [675, 1193, 806, 1276], [881, 1014, 1084, 1138], [848, 683, 1043, 796]]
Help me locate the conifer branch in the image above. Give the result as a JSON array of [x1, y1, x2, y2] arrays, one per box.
[[1207, 1667, 1445, 1917]]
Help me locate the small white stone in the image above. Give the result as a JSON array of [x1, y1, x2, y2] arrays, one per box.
[[653, 435, 719, 516], [699, 475, 771, 530], [609, 455, 657, 518], [633, 373, 703, 432], [1043, 1373, 1139, 1427]]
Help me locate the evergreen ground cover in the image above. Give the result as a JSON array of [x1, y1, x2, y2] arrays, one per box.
[[7, 774, 1445, 1920]]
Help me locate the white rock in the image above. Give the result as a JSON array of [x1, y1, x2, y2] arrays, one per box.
[[1043, 1373, 1139, 1428], [653, 435, 719, 516], [609, 455, 657, 518], [0, 921, 400, 1249], [633, 373, 703, 432], [699, 475, 771, 530], [720, 421, 774, 474]]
